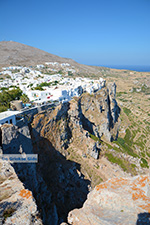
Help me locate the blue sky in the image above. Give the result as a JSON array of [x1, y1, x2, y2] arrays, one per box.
[[0, 0, 150, 66]]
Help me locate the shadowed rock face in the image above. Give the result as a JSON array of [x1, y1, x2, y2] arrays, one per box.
[[0, 159, 43, 225], [0, 123, 90, 224], [1, 124, 58, 225], [68, 175, 150, 225], [30, 127, 90, 223]]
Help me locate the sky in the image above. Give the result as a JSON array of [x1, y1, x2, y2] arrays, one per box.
[[0, 0, 150, 66]]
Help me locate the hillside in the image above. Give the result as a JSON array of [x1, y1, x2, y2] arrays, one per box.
[[1, 81, 150, 223], [0, 41, 75, 66], [0, 41, 103, 75]]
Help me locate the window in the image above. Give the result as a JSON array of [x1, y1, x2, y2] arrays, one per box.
[[10, 119, 12, 124]]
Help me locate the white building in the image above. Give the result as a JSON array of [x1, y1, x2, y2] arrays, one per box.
[[36, 65, 44, 69], [51, 88, 68, 101], [25, 90, 52, 102], [20, 68, 31, 74], [1, 71, 12, 76], [0, 111, 20, 125]]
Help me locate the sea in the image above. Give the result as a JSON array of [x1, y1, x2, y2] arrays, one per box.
[[95, 65, 150, 72]]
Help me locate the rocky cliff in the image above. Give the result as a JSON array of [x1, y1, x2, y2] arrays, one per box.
[[0, 123, 58, 225], [68, 175, 150, 225], [0, 82, 128, 225], [31, 82, 121, 162], [31, 82, 124, 188], [0, 123, 91, 224], [0, 159, 43, 225]]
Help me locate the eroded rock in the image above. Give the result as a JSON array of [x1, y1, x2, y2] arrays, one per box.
[[1, 124, 58, 225], [0, 159, 43, 225], [68, 175, 150, 225]]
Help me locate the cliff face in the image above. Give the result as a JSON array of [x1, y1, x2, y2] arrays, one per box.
[[32, 82, 120, 158], [31, 82, 122, 188], [68, 175, 150, 225], [0, 159, 42, 225], [0, 124, 58, 225], [0, 123, 90, 224], [30, 116, 90, 223]]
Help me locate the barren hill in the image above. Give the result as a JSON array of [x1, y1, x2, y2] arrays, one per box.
[[0, 41, 103, 74], [0, 41, 77, 67]]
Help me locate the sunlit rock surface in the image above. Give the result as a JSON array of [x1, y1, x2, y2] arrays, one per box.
[[68, 175, 150, 225]]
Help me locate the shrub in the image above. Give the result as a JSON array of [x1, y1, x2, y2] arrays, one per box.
[[0, 105, 8, 112], [105, 153, 127, 171], [34, 86, 44, 91], [89, 133, 102, 143], [124, 129, 132, 146], [20, 94, 29, 103], [140, 158, 149, 168], [116, 92, 127, 97], [0, 88, 23, 110], [123, 107, 131, 116], [115, 137, 139, 158], [3, 208, 16, 221]]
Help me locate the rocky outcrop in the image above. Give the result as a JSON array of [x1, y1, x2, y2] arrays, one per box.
[[107, 82, 120, 123], [0, 159, 43, 225], [1, 124, 58, 225], [31, 122, 90, 223], [68, 83, 120, 143], [68, 175, 150, 225], [32, 82, 120, 161]]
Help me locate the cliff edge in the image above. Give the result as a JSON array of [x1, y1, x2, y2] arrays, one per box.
[[68, 175, 150, 225]]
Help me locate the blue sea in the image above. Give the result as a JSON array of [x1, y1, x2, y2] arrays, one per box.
[[95, 65, 150, 72]]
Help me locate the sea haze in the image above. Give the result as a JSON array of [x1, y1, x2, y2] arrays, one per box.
[[94, 65, 150, 72]]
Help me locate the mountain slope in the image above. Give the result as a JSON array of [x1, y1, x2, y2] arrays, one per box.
[[0, 41, 105, 75], [0, 41, 77, 66]]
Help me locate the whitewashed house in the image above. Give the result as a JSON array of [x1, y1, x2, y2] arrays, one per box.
[[50, 88, 68, 102], [25, 90, 52, 103], [36, 65, 44, 69], [20, 68, 31, 74], [1, 70, 12, 76]]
